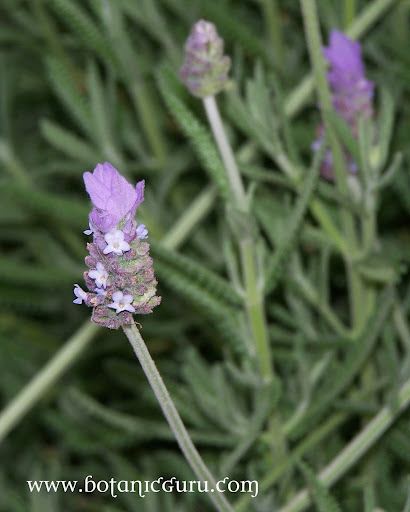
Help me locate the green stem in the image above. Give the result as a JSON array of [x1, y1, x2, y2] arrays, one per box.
[[285, 0, 398, 119], [277, 377, 410, 512], [0, 322, 99, 443], [300, 0, 350, 200], [344, 0, 356, 28], [362, 198, 377, 255], [122, 322, 234, 512], [263, 0, 284, 70], [242, 240, 273, 380], [301, 0, 367, 333], [346, 261, 365, 334], [203, 95, 246, 206], [203, 94, 273, 381]]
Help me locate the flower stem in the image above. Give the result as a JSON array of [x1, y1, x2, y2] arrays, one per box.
[[241, 239, 273, 380], [203, 94, 273, 381], [203, 95, 246, 206], [122, 322, 234, 512], [300, 0, 367, 333], [276, 376, 410, 512], [0, 322, 99, 443], [285, 0, 397, 119], [344, 0, 356, 29], [263, 0, 284, 71]]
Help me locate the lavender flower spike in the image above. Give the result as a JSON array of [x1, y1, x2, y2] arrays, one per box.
[[180, 20, 231, 98], [313, 30, 374, 180], [323, 30, 374, 128], [74, 162, 161, 329]]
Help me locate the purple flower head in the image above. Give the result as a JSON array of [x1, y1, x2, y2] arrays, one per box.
[[180, 19, 231, 98], [83, 162, 145, 234], [323, 30, 374, 125], [324, 31, 364, 88], [74, 164, 161, 329], [313, 31, 375, 180]]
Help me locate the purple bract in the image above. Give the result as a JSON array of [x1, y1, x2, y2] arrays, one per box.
[[84, 162, 145, 234]]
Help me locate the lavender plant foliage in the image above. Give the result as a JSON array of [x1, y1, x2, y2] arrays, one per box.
[[313, 30, 374, 180], [180, 19, 231, 98], [74, 162, 161, 329]]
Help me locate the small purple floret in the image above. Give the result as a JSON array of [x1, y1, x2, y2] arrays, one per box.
[[137, 224, 148, 239], [73, 284, 87, 304], [108, 291, 136, 314], [88, 262, 109, 289], [103, 230, 131, 255]]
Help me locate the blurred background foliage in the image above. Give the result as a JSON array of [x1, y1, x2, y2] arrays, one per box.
[[0, 0, 409, 511]]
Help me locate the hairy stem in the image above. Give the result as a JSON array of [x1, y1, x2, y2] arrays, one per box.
[[203, 95, 246, 205], [263, 0, 284, 71], [203, 94, 273, 381], [122, 322, 234, 512], [300, 0, 367, 333]]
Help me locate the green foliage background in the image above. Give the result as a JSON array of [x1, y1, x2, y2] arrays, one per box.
[[0, 0, 409, 511]]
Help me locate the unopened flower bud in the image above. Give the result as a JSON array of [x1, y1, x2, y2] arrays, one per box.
[[180, 20, 231, 98]]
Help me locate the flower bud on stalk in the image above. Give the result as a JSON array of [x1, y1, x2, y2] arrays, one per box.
[[180, 19, 231, 98], [73, 162, 161, 329]]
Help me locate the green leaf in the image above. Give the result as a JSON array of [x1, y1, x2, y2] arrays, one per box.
[[86, 60, 123, 165], [153, 256, 243, 350], [46, 0, 118, 67], [45, 56, 92, 137], [150, 241, 242, 308], [298, 460, 343, 512], [374, 152, 403, 191], [290, 287, 394, 440], [4, 181, 88, 229], [263, 145, 322, 295], [40, 119, 100, 164]]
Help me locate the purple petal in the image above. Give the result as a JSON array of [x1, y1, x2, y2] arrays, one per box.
[[323, 30, 364, 78], [83, 163, 142, 230]]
